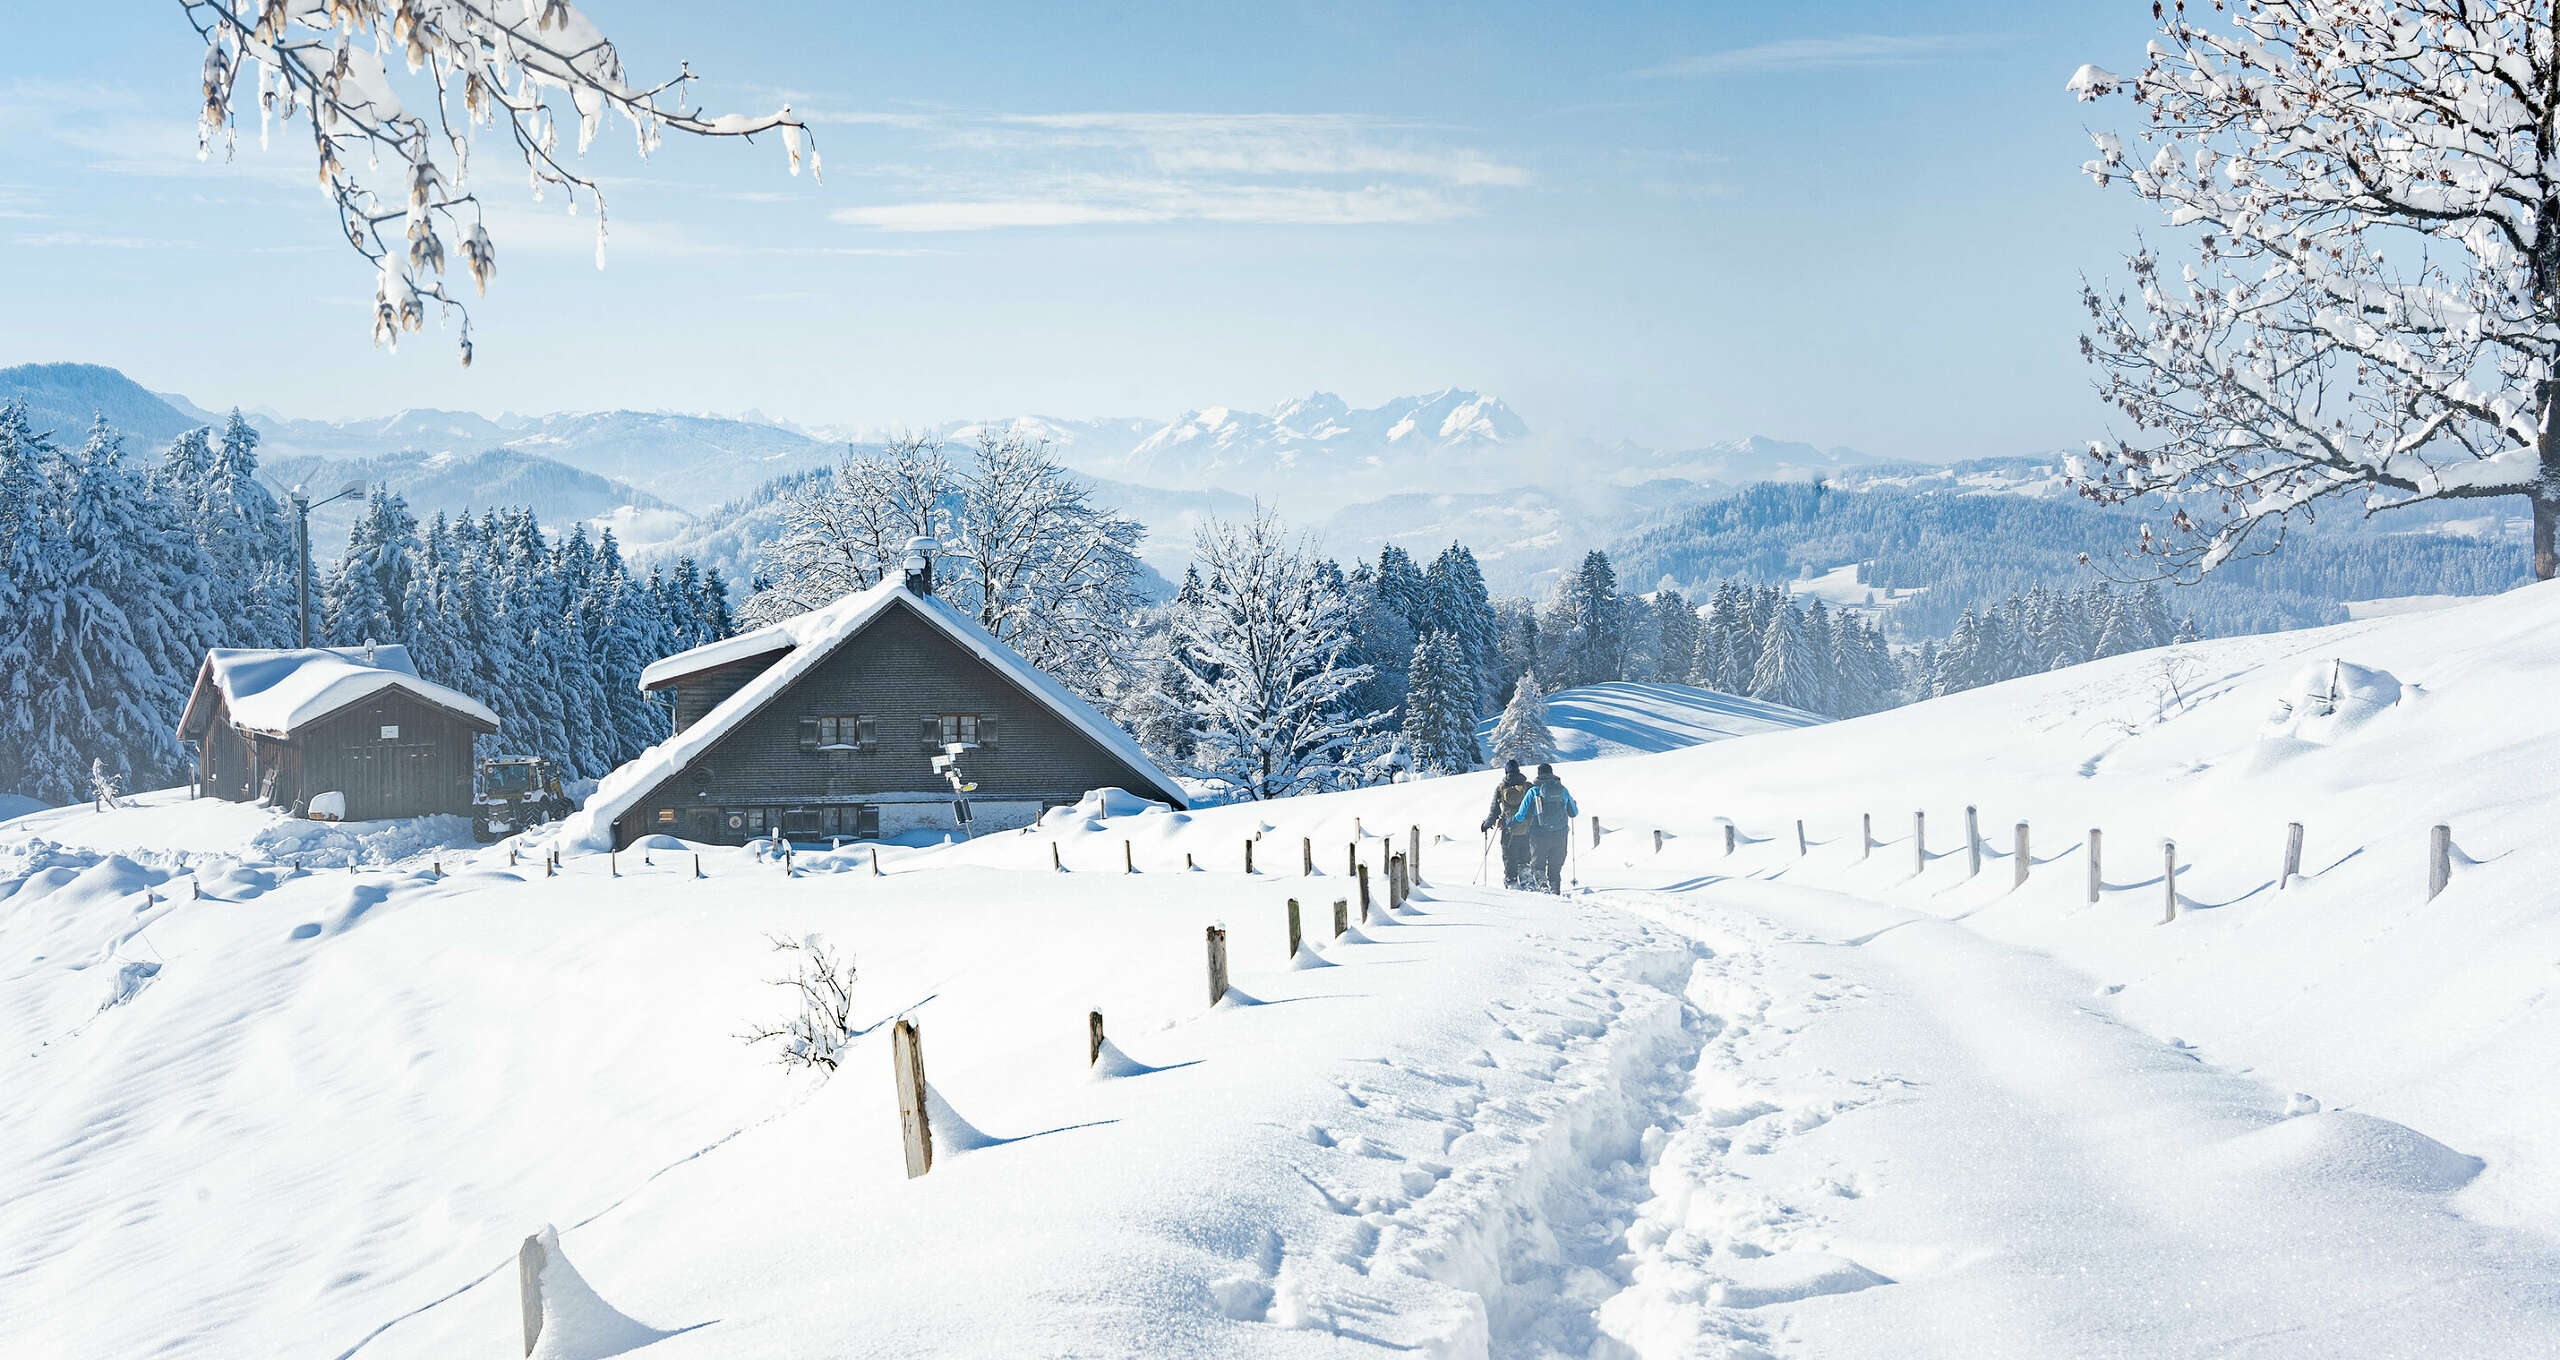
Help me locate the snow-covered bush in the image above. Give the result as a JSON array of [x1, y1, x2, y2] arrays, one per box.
[[87, 760, 124, 812], [737, 934, 857, 1072]]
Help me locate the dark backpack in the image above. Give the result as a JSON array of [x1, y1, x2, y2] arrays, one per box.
[[1529, 784, 1571, 831], [1496, 783, 1529, 823]]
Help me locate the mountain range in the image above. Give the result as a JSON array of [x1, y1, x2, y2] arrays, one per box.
[[1, 361, 1927, 590]]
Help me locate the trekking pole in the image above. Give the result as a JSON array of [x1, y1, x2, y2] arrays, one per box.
[[1477, 830, 1491, 886]]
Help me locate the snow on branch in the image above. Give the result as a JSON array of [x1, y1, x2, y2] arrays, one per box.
[[2069, 0, 2560, 579], [180, 0, 819, 364]]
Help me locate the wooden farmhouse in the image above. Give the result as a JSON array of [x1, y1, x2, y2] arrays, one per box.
[[584, 543, 1184, 849], [176, 645, 499, 820]]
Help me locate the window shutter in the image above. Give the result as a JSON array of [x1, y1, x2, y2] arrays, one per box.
[[978, 715, 999, 751], [922, 716, 941, 752], [857, 715, 877, 752], [798, 718, 819, 753]]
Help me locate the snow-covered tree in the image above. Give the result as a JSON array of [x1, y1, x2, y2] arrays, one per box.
[[2069, 3, 2560, 579], [1173, 509, 1386, 800], [1401, 630, 1481, 775], [1425, 543, 1503, 713], [1748, 600, 1825, 713], [1546, 550, 1627, 688], [1486, 666, 1559, 765], [1649, 588, 1699, 686], [323, 487, 420, 646], [179, 0, 819, 362], [744, 432, 1146, 705]]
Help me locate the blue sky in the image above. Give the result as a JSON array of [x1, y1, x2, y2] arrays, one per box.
[[1, 1, 2161, 460]]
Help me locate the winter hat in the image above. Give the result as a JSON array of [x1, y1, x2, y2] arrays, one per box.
[[1503, 759, 1523, 780], [1535, 763, 1555, 780]]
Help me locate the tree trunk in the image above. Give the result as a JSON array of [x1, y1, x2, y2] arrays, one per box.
[[2537, 493, 2558, 581]]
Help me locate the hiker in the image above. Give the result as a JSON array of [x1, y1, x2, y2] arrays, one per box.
[[1480, 759, 1533, 888], [1509, 763, 1579, 893]]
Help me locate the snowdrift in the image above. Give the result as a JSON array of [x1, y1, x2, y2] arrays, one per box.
[[1481, 680, 1823, 762]]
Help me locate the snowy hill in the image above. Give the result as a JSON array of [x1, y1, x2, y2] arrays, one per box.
[[1482, 681, 1825, 761], [0, 362, 199, 445], [13, 585, 2560, 1355]]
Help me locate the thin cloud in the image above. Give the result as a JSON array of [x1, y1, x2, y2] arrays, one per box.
[[833, 179, 1476, 232], [1633, 33, 2007, 79], [824, 110, 1525, 232], [16, 230, 175, 248]]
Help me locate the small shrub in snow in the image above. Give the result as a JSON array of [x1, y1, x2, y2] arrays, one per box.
[[88, 760, 124, 812], [737, 934, 858, 1071]]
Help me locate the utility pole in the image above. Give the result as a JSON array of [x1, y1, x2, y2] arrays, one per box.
[[286, 479, 368, 649]]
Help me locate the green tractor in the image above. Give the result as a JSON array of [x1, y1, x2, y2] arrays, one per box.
[[473, 756, 572, 843]]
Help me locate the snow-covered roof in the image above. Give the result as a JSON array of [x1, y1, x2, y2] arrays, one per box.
[[559, 579, 1184, 850], [181, 646, 499, 737], [636, 624, 794, 690]]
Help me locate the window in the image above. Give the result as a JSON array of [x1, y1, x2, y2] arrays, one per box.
[[925, 713, 998, 751], [379, 724, 401, 740], [802, 714, 878, 753], [655, 808, 676, 826]]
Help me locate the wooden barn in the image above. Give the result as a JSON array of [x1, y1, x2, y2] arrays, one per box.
[[583, 541, 1184, 849], [176, 645, 499, 820]]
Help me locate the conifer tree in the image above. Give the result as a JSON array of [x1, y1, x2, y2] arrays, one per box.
[[1487, 666, 1560, 765], [1401, 630, 1482, 775], [1749, 601, 1826, 713]]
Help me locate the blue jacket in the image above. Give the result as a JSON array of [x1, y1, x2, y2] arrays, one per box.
[[1509, 779, 1577, 831]]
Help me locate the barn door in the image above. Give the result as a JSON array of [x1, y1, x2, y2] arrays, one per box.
[[341, 743, 437, 819]]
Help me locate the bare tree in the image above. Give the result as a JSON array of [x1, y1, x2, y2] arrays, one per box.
[[181, 1, 818, 363], [2069, 1, 2560, 580], [736, 934, 857, 1072]]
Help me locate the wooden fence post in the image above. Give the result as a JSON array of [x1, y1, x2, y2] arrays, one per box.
[[1410, 825, 1422, 883], [893, 1018, 933, 1178], [1724, 823, 1737, 856], [872, 849, 882, 877], [1358, 864, 1373, 921], [1348, 842, 1357, 878], [509, 847, 517, 867], [1653, 829, 1664, 854], [2282, 822, 2304, 888], [518, 1232, 547, 1356], [1303, 836, 1313, 876], [1394, 854, 1410, 909], [2428, 824, 2451, 900], [2162, 841, 2178, 923], [1863, 813, 1873, 860], [2014, 822, 2029, 888], [1206, 925, 1230, 1005], [545, 857, 555, 878], [1590, 814, 1601, 849], [1965, 805, 1981, 877], [1089, 1010, 1105, 1066], [193, 878, 203, 899], [693, 853, 702, 879], [1913, 811, 1925, 875], [1287, 899, 1303, 957], [1052, 843, 1062, 872], [1796, 819, 1808, 857], [606, 853, 614, 879], [2087, 829, 2101, 904], [1186, 852, 1194, 871], [1245, 839, 1255, 875]]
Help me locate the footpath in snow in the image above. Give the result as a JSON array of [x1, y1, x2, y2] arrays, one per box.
[[7, 583, 2560, 1356]]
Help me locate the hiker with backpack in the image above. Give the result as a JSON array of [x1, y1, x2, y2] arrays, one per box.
[[1480, 759, 1533, 888], [1508, 763, 1578, 893]]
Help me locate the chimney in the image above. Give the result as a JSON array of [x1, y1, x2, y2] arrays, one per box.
[[902, 536, 937, 596]]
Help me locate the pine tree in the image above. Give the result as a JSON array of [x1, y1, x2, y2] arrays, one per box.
[[1487, 666, 1560, 765], [1428, 543, 1503, 713], [1401, 631, 1482, 775], [1547, 550, 1626, 688], [1749, 601, 1826, 713], [1650, 589, 1699, 686]]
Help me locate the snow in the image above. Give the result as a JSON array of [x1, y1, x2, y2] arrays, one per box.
[[11, 584, 2560, 1356], [1484, 680, 1823, 762], [198, 645, 499, 734], [569, 579, 1185, 852]]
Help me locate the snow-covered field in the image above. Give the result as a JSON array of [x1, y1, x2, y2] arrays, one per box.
[[1485, 681, 1823, 762], [9, 585, 2560, 1357]]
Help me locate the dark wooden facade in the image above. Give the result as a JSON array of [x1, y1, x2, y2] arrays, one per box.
[[183, 676, 494, 821], [615, 596, 1178, 848]]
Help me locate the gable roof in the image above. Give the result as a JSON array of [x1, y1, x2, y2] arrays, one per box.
[[177, 646, 500, 739], [557, 579, 1186, 849]]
